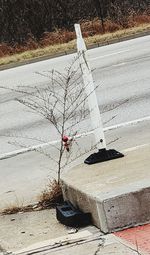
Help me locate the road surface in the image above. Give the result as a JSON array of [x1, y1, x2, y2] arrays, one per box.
[[0, 35, 150, 154], [0, 35, 150, 208]]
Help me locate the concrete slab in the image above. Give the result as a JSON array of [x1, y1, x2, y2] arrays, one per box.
[[15, 230, 93, 255], [10, 228, 145, 255], [0, 208, 148, 255], [0, 208, 99, 254], [0, 209, 68, 252], [0, 149, 59, 210], [26, 234, 143, 255], [115, 224, 150, 255], [61, 144, 150, 233]]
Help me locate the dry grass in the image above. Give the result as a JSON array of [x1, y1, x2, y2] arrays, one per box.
[[1, 204, 34, 215], [0, 17, 150, 67], [1, 180, 63, 215], [38, 179, 63, 209], [0, 40, 76, 66], [85, 23, 150, 45]]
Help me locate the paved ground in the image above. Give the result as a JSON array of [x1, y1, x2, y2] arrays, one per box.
[[0, 35, 150, 154], [0, 35, 150, 211], [0, 144, 149, 255], [0, 35, 149, 255], [0, 209, 68, 252], [0, 121, 150, 211], [0, 209, 149, 254], [115, 224, 150, 255]]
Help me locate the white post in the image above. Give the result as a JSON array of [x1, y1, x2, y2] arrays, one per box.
[[75, 24, 106, 150]]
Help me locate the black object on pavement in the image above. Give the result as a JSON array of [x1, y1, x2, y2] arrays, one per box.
[[56, 201, 91, 227], [84, 149, 124, 165]]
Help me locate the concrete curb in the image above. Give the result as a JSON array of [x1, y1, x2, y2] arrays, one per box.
[[61, 144, 150, 233], [0, 30, 150, 71]]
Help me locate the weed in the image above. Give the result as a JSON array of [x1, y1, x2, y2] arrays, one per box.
[[38, 180, 63, 209], [1, 204, 34, 215]]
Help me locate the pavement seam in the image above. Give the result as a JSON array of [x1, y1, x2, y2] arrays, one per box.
[[14, 232, 103, 255]]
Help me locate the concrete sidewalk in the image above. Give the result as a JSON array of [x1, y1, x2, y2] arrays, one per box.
[[0, 145, 149, 254], [0, 208, 149, 255], [0, 209, 68, 252], [61, 144, 150, 233]]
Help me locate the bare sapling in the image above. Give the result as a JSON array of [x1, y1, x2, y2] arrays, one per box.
[[0, 57, 101, 185]]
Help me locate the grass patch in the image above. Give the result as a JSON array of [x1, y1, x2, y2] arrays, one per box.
[[0, 41, 76, 66], [85, 23, 150, 45], [1, 180, 63, 215], [0, 22, 150, 67]]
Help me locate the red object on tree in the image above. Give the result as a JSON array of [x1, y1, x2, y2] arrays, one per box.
[[62, 136, 69, 143], [62, 135, 70, 152]]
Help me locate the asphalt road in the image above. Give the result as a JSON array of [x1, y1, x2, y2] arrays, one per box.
[[0, 35, 150, 155], [0, 35, 150, 208]]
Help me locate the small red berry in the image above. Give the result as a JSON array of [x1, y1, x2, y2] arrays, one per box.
[[62, 136, 68, 142]]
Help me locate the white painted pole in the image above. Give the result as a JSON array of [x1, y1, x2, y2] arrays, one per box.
[[75, 24, 106, 150]]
